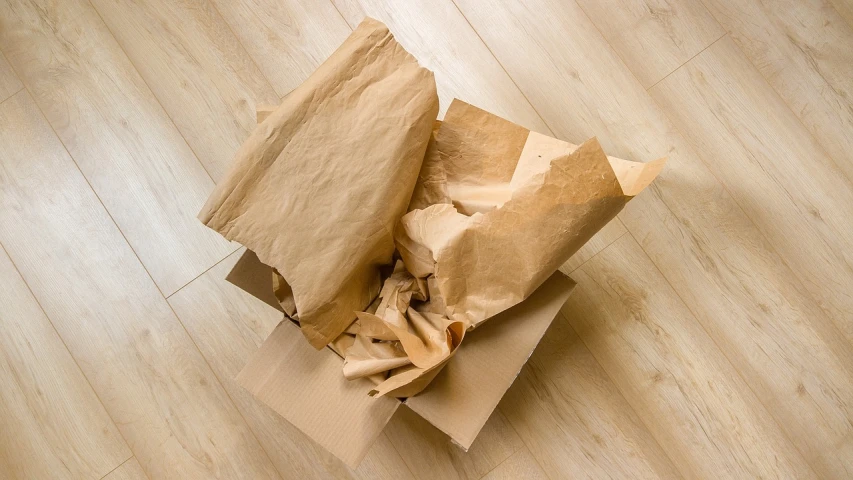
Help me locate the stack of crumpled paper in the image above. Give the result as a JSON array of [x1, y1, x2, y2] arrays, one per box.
[[199, 17, 664, 398]]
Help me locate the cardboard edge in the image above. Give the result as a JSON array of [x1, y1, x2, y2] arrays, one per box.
[[405, 272, 576, 450], [237, 320, 400, 468]]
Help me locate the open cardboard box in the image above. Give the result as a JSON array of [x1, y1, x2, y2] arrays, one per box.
[[228, 250, 576, 468]]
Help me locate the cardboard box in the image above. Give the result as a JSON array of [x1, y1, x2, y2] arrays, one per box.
[[227, 250, 575, 467]]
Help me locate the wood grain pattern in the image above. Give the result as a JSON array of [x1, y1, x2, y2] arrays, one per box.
[[575, 0, 723, 88], [383, 407, 522, 480], [332, 0, 548, 128], [0, 52, 22, 102], [168, 250, 414, 480], [700, 0, 853, 181], [0, 237, 130, 480], [566, 235, 815, 479], [455, 1, 853, 476], [209, 0, 352, 98], [650, 37, 853, 342], [830, 0, 853, 28], [480, 448, 547, 480], [103, 458, 148, 480], [89, 0, 280, 181], [499, 311, 680, 479], [0, 0, 234, 296], [649, 37, 853, 472], [0, 91, 278, 480]]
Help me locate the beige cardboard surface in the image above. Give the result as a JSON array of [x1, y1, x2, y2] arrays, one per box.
[[226, 253, 575, 462], [236, 319, 400, 468], [199, 18, 439, 349], [225, 250, 282, 313], [405, 272, 576, 449]]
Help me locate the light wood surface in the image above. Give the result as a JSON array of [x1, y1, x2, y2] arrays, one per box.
[[89, 0, 280, 181], [209, 0, 352, 98], [0, 240, 130, 479], [103, 458, 148, 480], [480, 448, 548, 480], [574, 0, 724, 88], [649, 36, 853, 472], [1, 0, 852, 478], [566, 235, 814, 479], [499, 312, 680, 479], [0, 0, 234, 296], [701, 0, 853, 179], [383, 407, 522, 480], [831, 0, 853, 28], [0, 91, 278, 479], [331, 0, 550, 128], [0, 52, 21, 102]]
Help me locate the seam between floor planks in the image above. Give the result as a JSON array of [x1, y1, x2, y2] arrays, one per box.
[[583, 0, 850, 469], [2, 73, 260, 477]]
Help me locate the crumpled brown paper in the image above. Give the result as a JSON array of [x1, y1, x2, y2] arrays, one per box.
[[336, 261, 466, 397], [338, 100, 665, 395], [397, 100, 665, 330], [198, 18, 439, 348]]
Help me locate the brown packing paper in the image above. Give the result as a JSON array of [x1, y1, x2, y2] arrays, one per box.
[[397, 100, 665, 329], [199, 18, 439, 349], [349, 101, 664, 396]]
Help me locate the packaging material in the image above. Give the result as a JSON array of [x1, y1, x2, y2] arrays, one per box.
[[195, 16, 666, 469], [228, 250, 575, 466], [199, 18, 439, 349], [340, 100, 665, 396]]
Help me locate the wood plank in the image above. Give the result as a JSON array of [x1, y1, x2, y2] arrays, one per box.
[[168, 249, 413, 480], [574, 0, 723, 88], [89, 0, 280, 182], [701, 0, 853, 182], [812, 432, 853, 479], [209, 0, 352, 98], [650, 35, 853, 342], [0, 52, 22, 102], [0, 238, 130, 480], [454, 0, 853, 474], [647, 37, 853, 471], [103, 458, 148, 480], [830, 0, 853, 29], [565, 235, 814, 479], [480, 448, 547, 480], [331, 0, 549, 128], [0, 0, 234, 296], [382, 407, 522, 480], [499, 311, 680, 479], [0, 91, 278, 480]]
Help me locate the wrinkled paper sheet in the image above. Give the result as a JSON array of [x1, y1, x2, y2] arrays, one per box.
[[199, 18, 438, 349], [339, 100, 665, 396], [201, 17, 665, 397]]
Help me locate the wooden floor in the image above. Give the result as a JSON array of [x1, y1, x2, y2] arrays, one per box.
[[1, 0, 852, 478]]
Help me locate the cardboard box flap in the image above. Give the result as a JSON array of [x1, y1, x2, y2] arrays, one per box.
[[237, 320, 399, 468], [225, 250, 283, 313], [405, 272, 575, 449]]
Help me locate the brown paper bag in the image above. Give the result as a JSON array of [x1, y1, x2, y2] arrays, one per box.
[[198, 18, 439, 348]]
